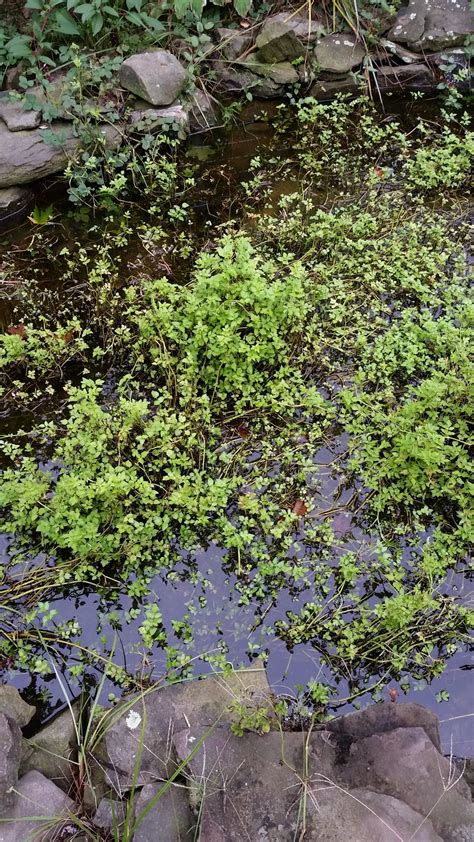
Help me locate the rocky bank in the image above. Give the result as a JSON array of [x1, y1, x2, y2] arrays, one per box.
[[0, 0, 472, 225], [0, 669, 473, 841]]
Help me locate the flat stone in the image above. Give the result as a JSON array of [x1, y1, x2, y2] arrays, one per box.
[[129, 102, 189, 134], [309, 76, 364, 99], [120, 51, 187, 106], [173, 727, 310, 841], [388, 0, 474, 51], [187, 89, 219, 132], [0, 769, 74, 842], [376, 63, 436, 89], [315, 33, 365, 73], [305, 786, 443, 841], [0, 686, 35, 728], [94, 664, 273, 793], [379, 38, 427, 62], [337, 727, 474, 838], [0, 122, 121, 188], [21, 705, 79, 789], [0, 95, 41, 131], [0, 712, 22, 814], [215, 27, 253, 62], [320, 701, 442, 752], [133, 782, 194, 842], [214, 63, 283, 98], [240, 55, 299, 85]]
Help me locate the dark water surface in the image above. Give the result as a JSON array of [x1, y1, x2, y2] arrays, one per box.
[[1, 97, 473, 755]]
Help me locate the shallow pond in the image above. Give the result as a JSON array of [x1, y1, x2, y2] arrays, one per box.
[[0, 96, 473, 756]]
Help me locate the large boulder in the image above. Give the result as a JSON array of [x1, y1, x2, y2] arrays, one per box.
[[93, 664, 273, 794], [336, 726, 474, 839], [120, 51, 187, 106], [0, 94, 41, 132], [174, 727, 309, 841], [0, 686, 35, 729], [388, 0, 474, 51], [21, 705, 79, 789], [0, 712, 22, 814], [0, 770, 74, 842], [305, 786, 442, 841], [256, 11, 324, 62], [319, 701, 442, 752], [0, 122, 121, 188], [315, 33, 365, 74]]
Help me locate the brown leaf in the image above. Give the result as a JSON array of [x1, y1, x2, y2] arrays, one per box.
[[60, 329, 76, 344], [389, 688, 399, 703], [7, 324, 27, 338], [292, 498, 308, 517]]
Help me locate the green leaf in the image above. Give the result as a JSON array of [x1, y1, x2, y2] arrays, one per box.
[[54, 9, 81, 35], [126, 0, 143, 10], [90, 11, 104, 34], [233, 0, 252, 15], [25, 0, 43, 10], [103, 4, 120, 15], [173, 0, 190, 19], [191, 0, 204, 16], [5, 34, 33, 59]]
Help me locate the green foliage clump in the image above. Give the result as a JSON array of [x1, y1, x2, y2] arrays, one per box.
[[127, 235, 309, 410]]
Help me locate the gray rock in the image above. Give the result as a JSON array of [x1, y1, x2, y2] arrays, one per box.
[[187, 89, 219, 132], [0, 713, 22, 814], [337, 726, 474, 838], [133, 782, 194, 842], [378, 38, 428, 62], [388, 0, 474, 51], [0, 769, 74, 842], [239, 55, 299, 85], [315, 33, 365, 73], [174, 727, 309, 841], [21, 705, 79, 789], [120, 51, 187, 106], [320, 701, 442, 752], [443, 827, 474, 842], [309, 76, 364, 98], [214, 63, 283, 98], [215, 27, 253, 62], [256, 11, 324, 62], [0, 686, 35, 728], [94, 664, 272, 793], [0, 122, 121, 188], [129, 102, 190, 134], [93, 796, 128, 829], [0, 94, 42, 131], [376, 63, 436, 89], [305, 786, 443, 841]]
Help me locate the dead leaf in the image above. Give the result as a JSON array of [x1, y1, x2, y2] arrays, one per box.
[[7, 324, 27, 338], [292, 498, 308, 517]]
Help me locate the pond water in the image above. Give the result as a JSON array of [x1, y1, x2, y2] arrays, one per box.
[[0, 97, 473, 756]]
